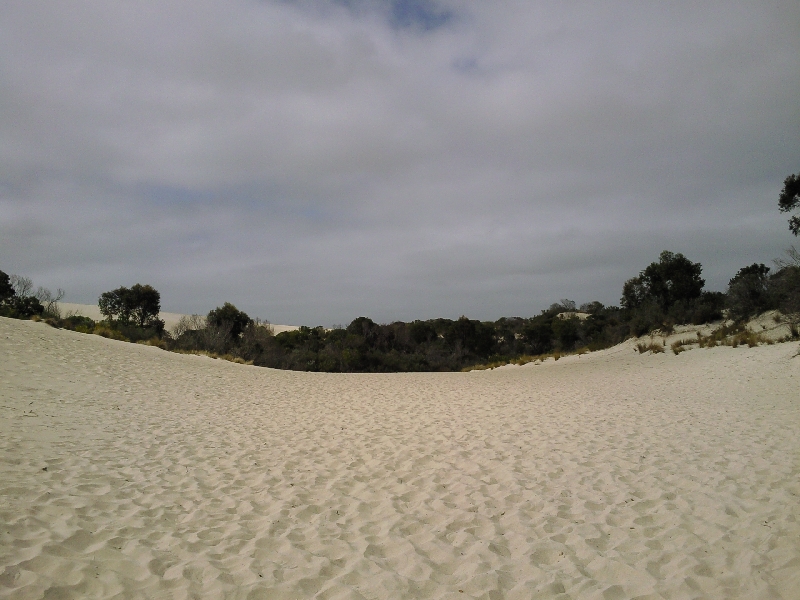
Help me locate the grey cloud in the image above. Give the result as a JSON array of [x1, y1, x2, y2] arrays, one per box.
[[1, 1, 798, 325]]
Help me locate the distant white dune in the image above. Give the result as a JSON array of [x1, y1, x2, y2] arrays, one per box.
[[58, 302, 298, 334]]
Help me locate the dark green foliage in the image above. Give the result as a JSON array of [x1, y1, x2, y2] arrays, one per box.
[[726, 264, 771, 321], [622, 251, 704, 312], [621, 251, 709, 333], [778, 172, 800, 235], [722, 256, 800, 323], [61, 314, 96, 331], [522, 317, 555, 354], [444, 316, 494, 357], [768, 265, 800, 319], [9, 242, 791, 373], [688, 291, 725, 325], [408, 320, 437, 344], [207, 302, 252, 339], [110, 322, 165, 343], [99, 284, 163, 330], [0, 295, 44, 318], [0, 271, 14, 304], [551, 315, 581, 350], [171, 305, 262, 358], [0, 270, 45, 318]]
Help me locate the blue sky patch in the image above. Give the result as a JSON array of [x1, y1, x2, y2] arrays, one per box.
[[388, 0, 452, 31]]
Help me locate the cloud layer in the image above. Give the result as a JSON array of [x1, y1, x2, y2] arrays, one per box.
[[2, 1, 798, 324]]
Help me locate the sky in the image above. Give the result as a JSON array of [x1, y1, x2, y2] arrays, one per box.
[[1, 1, 799, 326]]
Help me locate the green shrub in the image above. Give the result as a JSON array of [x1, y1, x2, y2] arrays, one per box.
[[61, 315, 96, 331], [93, 325, 129, 341], [0, 295, 44, 319]]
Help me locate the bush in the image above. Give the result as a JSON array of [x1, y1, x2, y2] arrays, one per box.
[[622, 251, 704, 313], [551, 315, 581, 351], [170, 314, 206, 339], [0, 271, 13, 304], [726, 264, 772, 321], [0, 270, 58, 320], [99, 284, 164, 331], [207, 303, 252, 340], [768, 265, 800, 322], [636, 341, 664, 354], [93, 324, 129, 341], [61, 314, 97, 331], [0, 295, 44, 319], [35, 286, 65, 319]]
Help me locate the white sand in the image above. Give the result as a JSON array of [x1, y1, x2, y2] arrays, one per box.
[[57, 303, 299, 334], [1, 317, 798, 599]]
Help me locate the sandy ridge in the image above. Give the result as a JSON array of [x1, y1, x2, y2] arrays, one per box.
[[1, 317, 798, 599]]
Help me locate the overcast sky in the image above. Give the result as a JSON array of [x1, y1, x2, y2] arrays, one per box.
[[2, 1, 798, 325]]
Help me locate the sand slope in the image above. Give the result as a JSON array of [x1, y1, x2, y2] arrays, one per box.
[[1, 317, 798, 599]]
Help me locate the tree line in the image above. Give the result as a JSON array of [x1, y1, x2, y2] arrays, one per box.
[[4, 247, 797, 372], [3, 170, 799, 371]]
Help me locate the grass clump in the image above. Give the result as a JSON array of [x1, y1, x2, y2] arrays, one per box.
[[136, 337, 168, 350], [93, 324, 129, 342], [636, 341, 664, 354], [171, 348, 252, 365], [670, 338, 695, 355]]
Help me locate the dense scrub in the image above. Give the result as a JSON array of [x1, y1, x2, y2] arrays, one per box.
[[167, 303, 627, 373], [3, 245, 799, 372]]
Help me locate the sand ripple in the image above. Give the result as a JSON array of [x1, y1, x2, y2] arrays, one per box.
[[1, 318, 799, 598]]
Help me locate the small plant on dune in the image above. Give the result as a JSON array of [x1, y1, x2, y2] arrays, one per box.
[[670, 338, 696, 355], [637, 341, 664, 354], [93, 324, 129, 342], [136, 337, 167, 350], [514, 355, 535, 365], [170, 348, 252, 365], [690, 321, 771, 349], [735, 331, 763, 348]]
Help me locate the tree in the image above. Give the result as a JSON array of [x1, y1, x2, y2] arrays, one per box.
[[34, 286, 65, 318], [9, 274, 33, 297], [0, 270, 45, 319], [778, 172, 800, 235], [99, 284, 162, 328], [1, 296, 44, 318], [621, 251, 704, 312], [0, 270, 14, 304], [551, 315, 581, 351], [207, 302, 252, 339], [768, 248, 800, 323], [726, 264, 771, 321]]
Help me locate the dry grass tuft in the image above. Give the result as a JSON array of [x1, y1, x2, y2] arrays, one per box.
[[171, 349, 252, 365], [136, 337, 167, 350], [636, 342, 664, 354], [93, 325, 129, 342]]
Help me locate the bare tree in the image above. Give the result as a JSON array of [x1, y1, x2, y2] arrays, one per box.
[[774, 245, 800, 270], [34, 286, 65, 318], [171, 314, 206, 339], [9, 275, 33, 297]]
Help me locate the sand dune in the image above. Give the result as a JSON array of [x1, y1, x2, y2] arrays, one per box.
[[1, 317, 798, 599], [57, 303, 299, 335]]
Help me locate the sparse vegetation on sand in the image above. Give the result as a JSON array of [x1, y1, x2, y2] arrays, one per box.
[[3, 171, 800, 371], [3, 249, 799, 373]]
